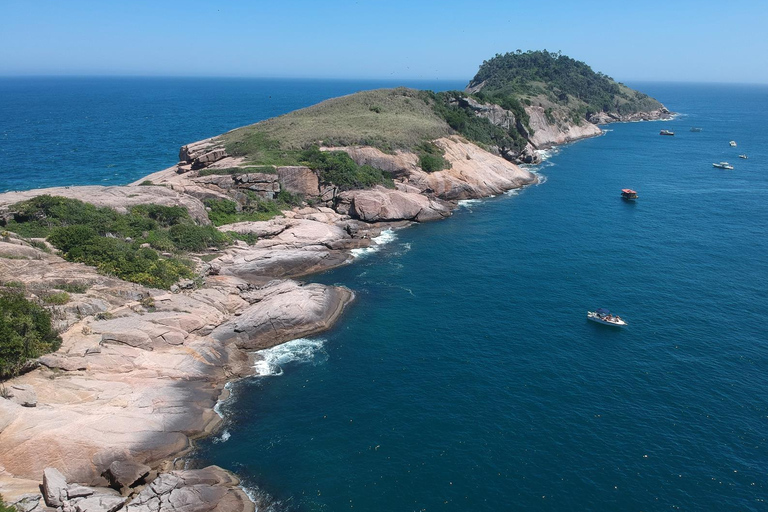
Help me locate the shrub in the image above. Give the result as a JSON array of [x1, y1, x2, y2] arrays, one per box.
[[41, 291, 70, 305], [0, 291, 62, 379], [204, 199, 239, 226], [301, 146, 393, 191], [2, 197, 221, 289], [168, 224, 229, 252], [416, 141, 451, 173]]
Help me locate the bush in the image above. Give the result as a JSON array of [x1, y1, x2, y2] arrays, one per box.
[[1, 197, 222, 289], [301, 146, 393, 191], [168, 224, 229, 252], [41, 291, 70, 305], [0, 495, 16, 512], [416, 141, 451, 173], [0, 291, 62, 379]]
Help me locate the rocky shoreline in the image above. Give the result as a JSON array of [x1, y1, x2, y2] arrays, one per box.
[[0, 99, 668, 510]]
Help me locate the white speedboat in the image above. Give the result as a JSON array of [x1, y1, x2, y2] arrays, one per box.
[[587, 309, 627, 327], [738, 154, 748, 159], [729, 141, 737, 147], [713, 162, 734, 169]]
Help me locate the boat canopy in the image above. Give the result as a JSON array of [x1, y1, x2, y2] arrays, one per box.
[[622, 189, 637, 194], [595, 308, 611, 315]]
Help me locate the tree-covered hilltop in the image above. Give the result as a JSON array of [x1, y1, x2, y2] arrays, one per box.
[[467, 50, 663, 119]]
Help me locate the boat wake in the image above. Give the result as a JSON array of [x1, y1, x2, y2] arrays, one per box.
[[351, 228, 397, 258], [252, 337, 328, 377]]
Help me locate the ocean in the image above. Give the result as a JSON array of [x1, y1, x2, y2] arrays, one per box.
[[2, 79, 767, 511]]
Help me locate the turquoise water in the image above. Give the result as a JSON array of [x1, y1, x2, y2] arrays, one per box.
[[2, 79, 767, 511], [192, 83, 768, 511]]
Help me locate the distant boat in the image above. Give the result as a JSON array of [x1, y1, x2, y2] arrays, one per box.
[[730, 141, 737, 147], [713, 162, 734, 170], [738, 154, 748, 159], [621, 188, 638, 200], [660, 130, 675, 136], [690, 127, 703, 132], [587, 309, 627, 327]]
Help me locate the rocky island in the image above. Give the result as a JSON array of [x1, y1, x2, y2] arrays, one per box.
[[0, 51, 670, 511]]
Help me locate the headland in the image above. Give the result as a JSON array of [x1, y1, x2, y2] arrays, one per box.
[[0, 51, 670, 511]]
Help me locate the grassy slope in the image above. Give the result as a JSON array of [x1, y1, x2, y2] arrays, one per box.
[[222, 88, 452, 162]]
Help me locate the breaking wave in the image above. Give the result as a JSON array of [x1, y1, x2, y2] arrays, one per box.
[[252, 338, 328, 377], [351, 228, 397, 258]]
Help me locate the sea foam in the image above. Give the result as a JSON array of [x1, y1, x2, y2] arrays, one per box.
[[252, 337, 327, 377], [351, 228, 397, 258]]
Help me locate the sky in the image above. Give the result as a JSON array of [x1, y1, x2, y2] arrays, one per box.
[[2, 0, 767, 83]]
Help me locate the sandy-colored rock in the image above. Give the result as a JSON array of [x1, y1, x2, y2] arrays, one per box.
[[124, 466, 253, 512], [337, 186, 452, 222], [6, 385, 37, 408], [104, 459, 150, 490], [73, 494, 125, 512], [525, 106, 602, 148], [211, 280, 353, 350], [277, 166, 320, 196], [43, 467, 68, 507]]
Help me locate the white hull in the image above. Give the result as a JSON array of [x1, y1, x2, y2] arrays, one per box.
[[587, 312, 627, 327]]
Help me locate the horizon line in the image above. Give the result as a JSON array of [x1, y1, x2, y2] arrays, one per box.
[[0, 74, 766, 86]]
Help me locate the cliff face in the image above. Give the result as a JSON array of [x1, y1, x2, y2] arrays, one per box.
[[525, 106, 602, 148]]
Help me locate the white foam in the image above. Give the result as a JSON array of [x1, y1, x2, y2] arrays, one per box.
[[212, 429, 231, 444], [213, 381, 233, 419], [252, 337, 327, 377], [241, 485, 285, 512], [536, 147, 560, 161], [351, 228, 397, 258], [457, 198, 482, 208]]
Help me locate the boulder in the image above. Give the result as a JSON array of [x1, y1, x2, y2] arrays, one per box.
[[124, 466, 253, 512], [211, 280, 353, 350], [191, 149, 228, 170], [276, 166, 320, 196], [337, 186, 452, 222], [73, 494, 125, 512], [42, 467, 68, 507], [67, 485, 96, 499], [104, 459, 151, 490], [7, 384, 37, 407]]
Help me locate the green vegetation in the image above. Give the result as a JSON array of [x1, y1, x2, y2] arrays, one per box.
[[300, 146, 394, 191], [419, 90, 527, 154], [469, 50, 662, 117], [197, 166, 277, 177], [0, 196, 231, 288], [41, 291, 70, 305], [204, 189, 303, 227], [416, 141, 451, 173], [0, 291, 62, 379], [0, 495, 16, 512], [224, 88, 450, 157]]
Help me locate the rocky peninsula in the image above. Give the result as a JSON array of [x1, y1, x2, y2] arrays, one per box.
[[0, 52, 670, 511]]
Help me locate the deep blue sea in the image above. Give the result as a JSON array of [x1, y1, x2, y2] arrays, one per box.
[[2, 79, 767, 511]]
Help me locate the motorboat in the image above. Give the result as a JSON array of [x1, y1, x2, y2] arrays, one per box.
[[587, 309, 627, 327], [660, 130, 675, 136], [738, 154, 748, 159], [713, 162, 734, 169], [690, 127, 702, 132], [621, 188, 638, 200], [729, 141, 737, 147]]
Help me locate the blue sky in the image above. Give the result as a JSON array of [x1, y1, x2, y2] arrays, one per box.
[[2, 0, 766, 83]]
